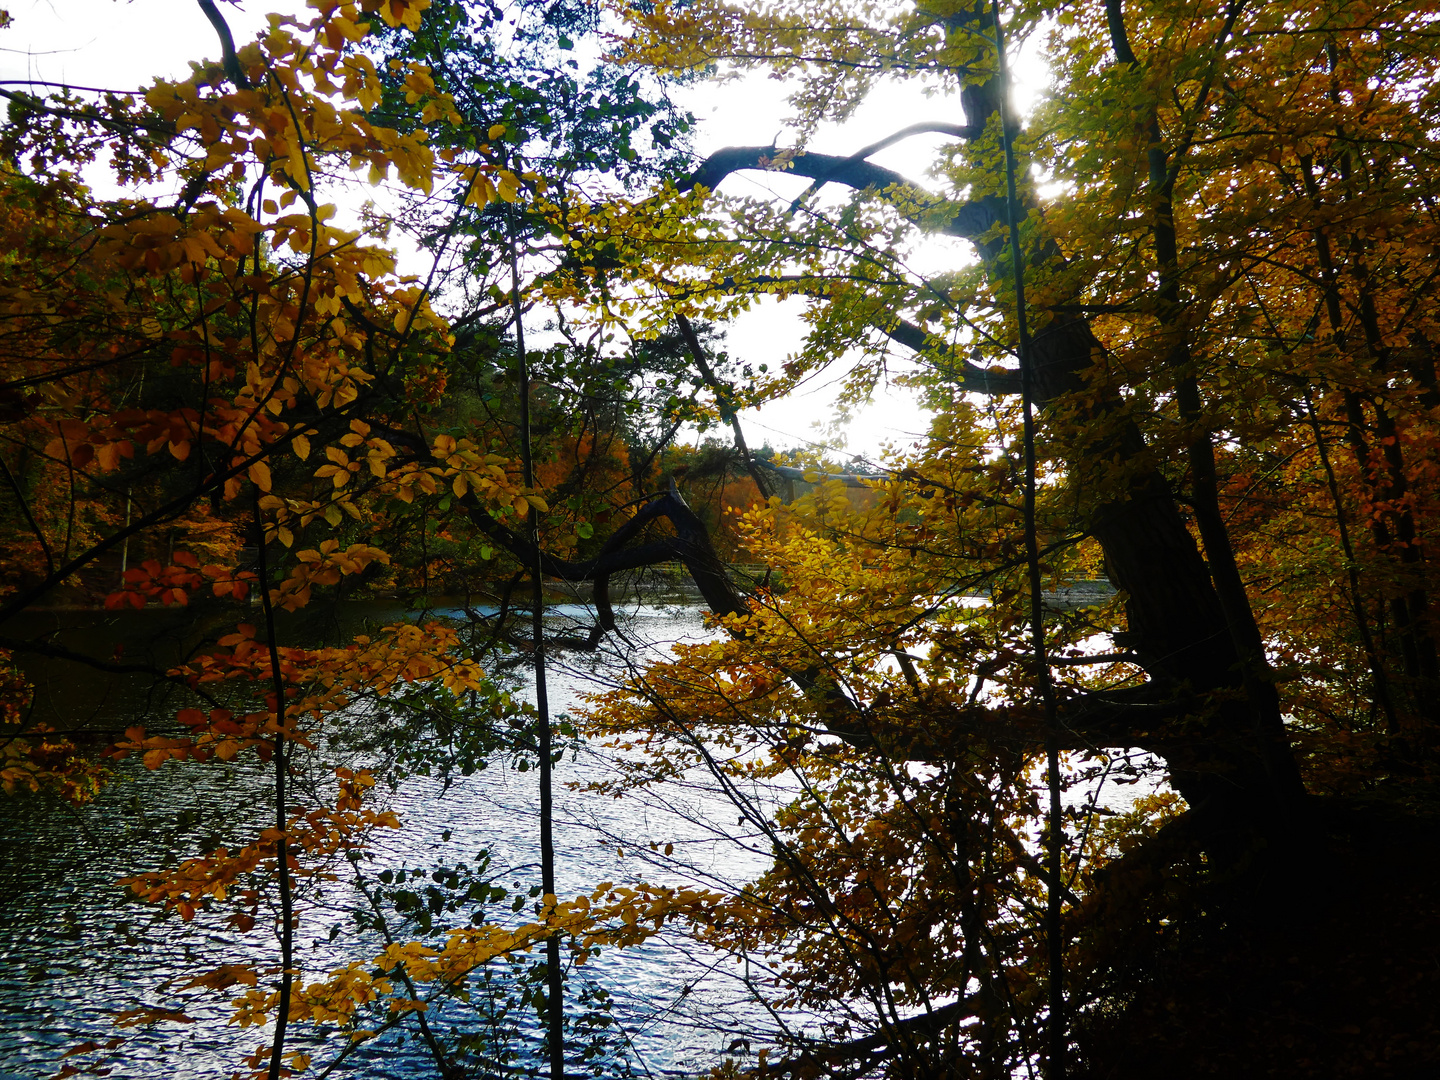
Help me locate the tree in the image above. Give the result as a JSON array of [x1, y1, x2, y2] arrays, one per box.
[[541, 0, 1440, 1074], [0, 3, 717, 1077], [7, 0, 1440, 1076], [0, 0, 817, 1073]]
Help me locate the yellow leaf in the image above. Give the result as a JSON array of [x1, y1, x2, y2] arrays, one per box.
[[287, 142, 311, 191], [293, 433, 311, 461], [248, 461, 272, 492], [464, 175, 495, 206]]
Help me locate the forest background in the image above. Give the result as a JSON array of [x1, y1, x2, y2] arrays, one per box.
[[1, 0, 1439, 1078]]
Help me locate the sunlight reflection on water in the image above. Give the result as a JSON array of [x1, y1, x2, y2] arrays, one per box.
[[0, 601, 780, 1079], [0, 591, 1162, 1078]]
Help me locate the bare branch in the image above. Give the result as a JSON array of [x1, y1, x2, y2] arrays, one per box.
[[0, 635, 222, 706], [883, 316, 1023, 394], [757, 1000, 978, 1079], [674, 312, 776, 499], [196, 0, 251, 89], [785, 121, 983, 210], [681, 145, 1007, 244]]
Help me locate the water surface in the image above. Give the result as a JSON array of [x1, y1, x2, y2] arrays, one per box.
[[0, 600, 776, 1078]]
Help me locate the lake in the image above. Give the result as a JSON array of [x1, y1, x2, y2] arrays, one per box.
[[0, 599, 782, 1079]]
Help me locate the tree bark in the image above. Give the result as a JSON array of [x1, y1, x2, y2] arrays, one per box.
[[678, 120, 1305, 813]]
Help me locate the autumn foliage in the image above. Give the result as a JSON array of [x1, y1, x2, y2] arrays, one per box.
[[0, 1, 614, 1075], [5, 0, 1440, 1077]]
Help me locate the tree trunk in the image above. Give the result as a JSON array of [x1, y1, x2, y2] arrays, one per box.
[[680, 87, 1306, 819]]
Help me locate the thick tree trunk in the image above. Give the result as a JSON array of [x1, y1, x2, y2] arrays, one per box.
[[681, 118, 1306, 817]]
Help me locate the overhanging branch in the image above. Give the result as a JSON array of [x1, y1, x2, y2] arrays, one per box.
[[681, 146, 1006, 245], [883, 317, 1023, 394], [0, 635, 222, 707], [197, 0, 252, 89]]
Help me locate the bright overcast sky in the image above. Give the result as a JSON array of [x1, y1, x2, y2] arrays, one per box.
[[0, 1, 287, 89], [0, 0, 1043, 461]]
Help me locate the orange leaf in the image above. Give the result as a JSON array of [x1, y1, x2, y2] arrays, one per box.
[[113, 1007, 194, 1027], [60, 1038, 123, 1059], [180, 964, 258, 991]]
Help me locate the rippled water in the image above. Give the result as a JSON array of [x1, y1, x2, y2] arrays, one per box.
[[0, 601, 779, 1079]]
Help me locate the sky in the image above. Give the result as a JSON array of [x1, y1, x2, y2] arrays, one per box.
[[0, 0, 1043, 462], [0, 1, 282, 88], [684, 77, 978, 462]]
